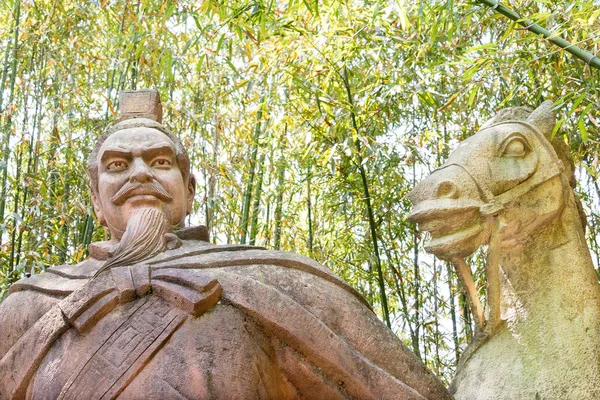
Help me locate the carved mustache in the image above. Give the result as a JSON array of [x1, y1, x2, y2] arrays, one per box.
[[111, 182, 173, 205]]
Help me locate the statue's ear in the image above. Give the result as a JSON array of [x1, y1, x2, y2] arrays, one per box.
[[91, 191, 107, 226], [527, 100, 556, 139], [186, 174, 196, 214]]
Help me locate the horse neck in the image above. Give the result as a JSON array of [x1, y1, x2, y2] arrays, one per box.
[[498, 188, 600, 323]]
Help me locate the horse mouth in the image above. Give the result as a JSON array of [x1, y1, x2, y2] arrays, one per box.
[[424, 223, 485, 257], [409, 200, 487, 259]]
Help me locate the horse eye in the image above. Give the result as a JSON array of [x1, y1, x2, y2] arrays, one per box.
[[502, 137, 528, 157]]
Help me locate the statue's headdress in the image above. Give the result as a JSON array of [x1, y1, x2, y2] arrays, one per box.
[[117, 89, 163, 123]]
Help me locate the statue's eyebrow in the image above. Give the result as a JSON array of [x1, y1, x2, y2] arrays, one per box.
[[100, 148, 133, 163], [141, 143, 175, 161], [100, 143, 175, 164]]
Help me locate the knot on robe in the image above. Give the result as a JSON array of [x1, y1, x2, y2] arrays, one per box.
[[57, 265, 222, 333]]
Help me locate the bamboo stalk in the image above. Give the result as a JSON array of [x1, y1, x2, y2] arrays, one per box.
[[240, 104, 263, 244], [262, 144, 275, 247], [412, 162, 421, 351], [306, 163, 313, 256], [0, 0, 22, 243], [105, 1, 128, 119], [476, 0, 600, 70], [432, 259, 441, 375], [22, 47, 45, 261], [460, 292, 474, 339], [388, 247, 421, 359], [342, 65, 391, 329], [15, 43, 42, 268], [9, 78, 30, 270], [448, 267, 461, 363], [273, 130, 286, 250], [10, 142, 23, 270], [206, 111, 220, 233], [83, 213, 95, 247], [249, 150, 265, 246], [0, 16, 13, 112]]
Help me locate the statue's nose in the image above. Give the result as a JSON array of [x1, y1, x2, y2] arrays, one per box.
[[408, 175, 459, 205], [408, 165, 482, 206], [130, 160, 153, 183]]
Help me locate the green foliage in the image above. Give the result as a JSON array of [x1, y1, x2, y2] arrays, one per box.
[[0, 0, 598, 383]]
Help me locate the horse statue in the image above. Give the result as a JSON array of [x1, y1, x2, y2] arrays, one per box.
[[408, 101, 600, 399]]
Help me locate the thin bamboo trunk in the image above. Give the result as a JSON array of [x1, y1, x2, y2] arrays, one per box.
[[306, 163, 313, 256], [263, 145, 275, 247], [433, 259, 441, 375], [273, 134, 286, 250], [0, 0, 22, 237], [341, 65, 391, 328], [59, 128, 72, 265], [460, 291, 473, 340], [240, 105, 263, 244], [23, 49, 45, 259], [412, 162, 421, 352], [9, 142, 23, 270], [249, 151, 266, 246], [476, 0, 600, 70], [105, 2, 128, 119], [206, 112, 220, 232], [0, 3, 15, 113], [9, 82, 29, 270], [16, 47, 44, 267], [264, 202, 271, 247], [388, 247, 421, 359], [59, 181, 70, 264], [448, 267, 461, 363]]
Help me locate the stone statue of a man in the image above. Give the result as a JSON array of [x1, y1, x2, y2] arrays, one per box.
[[0, 90, 451, 400]]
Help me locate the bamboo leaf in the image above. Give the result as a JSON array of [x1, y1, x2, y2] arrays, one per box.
[[578, 119, 589, 144]]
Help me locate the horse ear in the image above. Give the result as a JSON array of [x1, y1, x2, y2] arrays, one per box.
[[527, 100, 556, 138]]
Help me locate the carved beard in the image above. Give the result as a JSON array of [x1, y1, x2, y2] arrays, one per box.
[[94, 207, 171, 277]]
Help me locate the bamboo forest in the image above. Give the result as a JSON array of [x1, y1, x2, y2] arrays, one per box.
[[0, 0, 599, 384]]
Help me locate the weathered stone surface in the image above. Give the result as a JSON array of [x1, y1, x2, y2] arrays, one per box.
[[0, 90, 452, 400], [1, 242, 452, 399], [0, 305, 69, 399], [118, 90, 163, 123], [409, 101, 600, 399], [8, 271, 86, 296]]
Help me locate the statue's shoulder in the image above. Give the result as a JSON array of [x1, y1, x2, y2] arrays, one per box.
[[0, 261, 93, 359], [152, 241, 455, 399], [151, 239, 371, 309], [7, 259, 99, 298]]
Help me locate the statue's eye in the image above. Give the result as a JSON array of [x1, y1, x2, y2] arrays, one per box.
[[501, 136, 529, 158], [151, 158, 172, 168], [106, 160, 128, 171]]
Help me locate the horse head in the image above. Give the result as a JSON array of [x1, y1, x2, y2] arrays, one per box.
[[410, 101, 600, 399], [408, 101, 582, 262]]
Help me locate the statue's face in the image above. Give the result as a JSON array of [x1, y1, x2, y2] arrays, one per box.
[[92, 127, 194, 239]]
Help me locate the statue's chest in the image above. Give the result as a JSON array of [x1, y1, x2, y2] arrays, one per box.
[[27, 294, 291, 400], [27, 296, 186, 400]]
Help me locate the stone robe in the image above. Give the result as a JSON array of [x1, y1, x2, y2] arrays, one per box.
[[0, 228, 451, 400]]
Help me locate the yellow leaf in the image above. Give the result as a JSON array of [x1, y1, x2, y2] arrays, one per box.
[[107, 99, 116, 118]]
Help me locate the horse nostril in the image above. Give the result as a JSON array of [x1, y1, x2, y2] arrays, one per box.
[[436, 181, 459, 199]]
